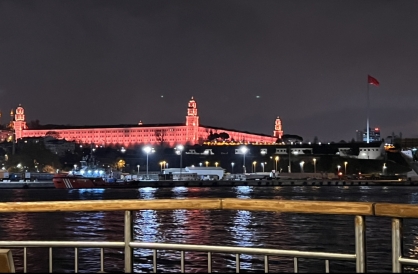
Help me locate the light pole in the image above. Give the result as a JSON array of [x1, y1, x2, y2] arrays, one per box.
[[313, 158, 317, 173], [383, 163, 387, 175], [176, 145, 184, 180], [275, 156, 279, 172], [137, 164, 140, 175], [240, 146, 248, 173], [159, 162, 163, 172], [162, 161, 166, 170], [288, 145, 292, 173], [300, 161, 305, 173], [143, 146, 152, 179], [261, 162, 265, 172], [231, 162, 234, 173], [215, 162, 218, 167], [205, 161, 209, 167], [166, 162, 169, 169], [337, 165, 341, 174], [252, 161, 257, 173], [199, 162, 202, 167], [344, 161, 348, 175]]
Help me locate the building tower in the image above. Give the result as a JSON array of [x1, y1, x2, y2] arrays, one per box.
[[13, 104, 27, 140], [8, 109, 14, 129], [185, 97, 199, 144], [273, 116, 283, 139]]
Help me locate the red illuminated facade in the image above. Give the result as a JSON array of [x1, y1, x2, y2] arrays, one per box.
[[13, 98, 283, 147], [273, 116, 283, 138], [13, 104, 27, 140]]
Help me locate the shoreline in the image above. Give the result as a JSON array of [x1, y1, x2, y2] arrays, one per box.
[[1, 179, 418, 189]]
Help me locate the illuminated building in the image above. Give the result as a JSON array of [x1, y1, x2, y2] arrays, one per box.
[[361, 127, 381, 143], [12, 97, 283, 147]]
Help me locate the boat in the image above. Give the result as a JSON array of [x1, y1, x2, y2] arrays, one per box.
[[53, 156, 139, 189], [400, 149, 418, 171]]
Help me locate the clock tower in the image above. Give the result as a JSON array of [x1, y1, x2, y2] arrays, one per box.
[[13, 104, 27, 140], [273, 116, 283, 139], [185, 97, 199, 144]]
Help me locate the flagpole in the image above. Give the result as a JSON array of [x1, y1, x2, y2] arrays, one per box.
[[366, 78, 370, 144]]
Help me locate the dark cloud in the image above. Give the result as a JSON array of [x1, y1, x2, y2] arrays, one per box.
[[0, 0, 417, 141]]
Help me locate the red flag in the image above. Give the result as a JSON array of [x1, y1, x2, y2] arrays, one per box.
[[368, 75, 379, 86]]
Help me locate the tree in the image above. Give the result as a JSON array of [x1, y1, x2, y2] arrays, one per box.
[[219, 132, 230, 140], [7, 142, 61, 172], [281, 134, 303, 143], [117, 159, 125, 170], [45, 131, 61, 139], [207, 133, 220, 141], [27, 120, 41, 129], [154, 129, 167, 146], [43, 165, 55, 173]]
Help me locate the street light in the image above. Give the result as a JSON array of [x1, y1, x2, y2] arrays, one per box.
[[337, 165, 341, 173], [199, 162, 202, 167], [300, 161, 305, 173], [215, 162, 218, 167], [162, 161, 166, 170], [137, 164, 140, 175], [344, 161, 348, 175], [231, 162, 235, 173], [143, 146, 152, 179], [313, 158, 317, 173], [261, 162, 265, 172], [176, 145, 184, 180], [383, 163, 387, 175], [205, 161, 209, 167], [252, 161, 257, 173], [275, 156, 279, 172], [240, 146, 248, 173], [159, 162, 163, 172]]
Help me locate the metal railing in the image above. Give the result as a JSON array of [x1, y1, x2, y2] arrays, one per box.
[[0, 199, 416, 272], [374, 203, 418, 272]]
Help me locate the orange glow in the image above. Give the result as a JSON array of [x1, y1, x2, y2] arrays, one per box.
[[15, 98, 280, 147]]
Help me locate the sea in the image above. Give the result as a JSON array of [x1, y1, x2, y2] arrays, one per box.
[[0, 185, 418, 273]]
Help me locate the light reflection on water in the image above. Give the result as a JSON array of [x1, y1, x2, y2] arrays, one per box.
[[230, 210, 255, 269], [138, 187, 157, 199], [0, 186, 418, 272]]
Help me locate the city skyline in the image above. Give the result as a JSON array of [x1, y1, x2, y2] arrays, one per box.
[[1, 1, 418, 142]]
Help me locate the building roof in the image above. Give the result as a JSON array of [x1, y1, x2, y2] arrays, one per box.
[[186, 166, 224, 170], [29, 123, 185, 130]]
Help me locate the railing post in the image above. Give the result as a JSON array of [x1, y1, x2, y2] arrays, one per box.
[[392, 218, 403, 273], [355, 215, 366, 273], [124, 210, 133, 273]]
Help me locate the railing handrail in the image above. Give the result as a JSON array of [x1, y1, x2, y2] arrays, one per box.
[[221, 198, 374, 215], [0, 198, 373, 215], [374, 202, 418, 218], [1, 198, 418, 218]]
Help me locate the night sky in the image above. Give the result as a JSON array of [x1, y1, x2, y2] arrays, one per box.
[[1, 0, 418, 142]]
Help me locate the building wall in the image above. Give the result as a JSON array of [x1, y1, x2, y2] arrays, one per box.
[[21, 126, 188, 147], [15, 97, 280, 147]]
